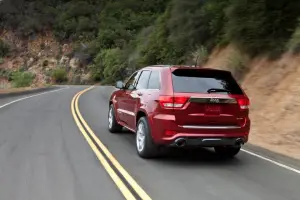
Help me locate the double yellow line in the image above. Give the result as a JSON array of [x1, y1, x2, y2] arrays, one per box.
[[71, 86, 152, 200]]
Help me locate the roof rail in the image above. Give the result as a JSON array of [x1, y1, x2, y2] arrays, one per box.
[[147, 64, 203, 68], [148, 65, 172, 68]]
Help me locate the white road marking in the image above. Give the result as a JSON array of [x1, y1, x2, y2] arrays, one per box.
[[0, 87, 69, 109], [2, 86, 299, 176], [241, 149, 300, 174]]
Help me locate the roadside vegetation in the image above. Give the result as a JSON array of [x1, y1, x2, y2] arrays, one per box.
[[10, 71, 35, 88], [1, 0, 300, 84], [51, 68, 68, 83]]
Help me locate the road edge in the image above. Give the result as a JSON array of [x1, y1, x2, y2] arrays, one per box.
[[0, 86, 59, 98], [244, 143, 300, 170], [90, 85, 300, 171]]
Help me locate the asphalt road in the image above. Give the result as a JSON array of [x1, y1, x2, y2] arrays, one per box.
[[1, 85, 300, 200]]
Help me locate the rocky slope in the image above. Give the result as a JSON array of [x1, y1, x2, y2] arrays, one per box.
[[206, 46, 300, 160], [0, 31, 91, 89]]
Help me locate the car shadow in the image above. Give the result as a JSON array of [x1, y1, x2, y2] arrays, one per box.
[[121, 127, 134, 134], [155, 147, 244, 167], [118, 132, 244, 167]]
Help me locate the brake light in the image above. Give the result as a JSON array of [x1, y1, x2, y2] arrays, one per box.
[[164, 130, 177, 136], [237, 98, 250, 109], [159, 96, 189, 108]]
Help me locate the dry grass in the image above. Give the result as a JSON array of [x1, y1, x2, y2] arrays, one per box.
[[0, 87, 38, 94], [206, 46, 300, 160]]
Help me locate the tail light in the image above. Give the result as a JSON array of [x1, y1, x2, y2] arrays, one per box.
[[164, 130, 177, 136], [159, 96, 189, 108], [237, 98, 250, 109]]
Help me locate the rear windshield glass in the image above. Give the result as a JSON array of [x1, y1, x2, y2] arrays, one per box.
[[171, 69, 243, 94]]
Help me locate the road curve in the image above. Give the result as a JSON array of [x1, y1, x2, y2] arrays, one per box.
[[0, 86, 122, 200], [1, 85, 300, 200]]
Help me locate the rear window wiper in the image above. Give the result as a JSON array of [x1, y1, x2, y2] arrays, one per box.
[[207, 88, 231, 94]]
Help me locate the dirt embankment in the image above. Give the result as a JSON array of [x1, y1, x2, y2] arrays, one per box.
[[0, 31, 91, 89], [206, 46, 300, 160], [0, 87, 46, 94]]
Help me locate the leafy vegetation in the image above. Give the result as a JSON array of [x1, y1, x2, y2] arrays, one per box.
[[225, 0, 300, 56], [51, 68, 68, 83], [11, 71, 35, 88], [1, 0, 300, 83], [287, 25, 300, 54]]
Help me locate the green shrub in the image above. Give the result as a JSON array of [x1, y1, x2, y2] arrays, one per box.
[[101, 48, 127, 84], [11, 71, 35, 88], [88, 64, 102, 82], [3, 0, 300, 85], [0, 68, 9, 77], [286, 24, 300, 54], [225, 0, 300, 56], [0, 57, 4, 64], [200, 0, 230, 47], [51, 68, 68, 83]]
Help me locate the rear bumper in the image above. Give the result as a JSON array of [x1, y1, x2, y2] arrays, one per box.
[[149, 114, 250, 146], [170, 137, 246, 147]]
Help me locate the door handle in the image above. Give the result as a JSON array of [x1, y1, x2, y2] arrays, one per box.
[[137, 92, 143, 96]]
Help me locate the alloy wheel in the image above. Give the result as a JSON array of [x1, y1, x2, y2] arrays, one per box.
[[136, 122, 146, 152]]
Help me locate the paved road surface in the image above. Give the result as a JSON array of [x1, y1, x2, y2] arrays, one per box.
[[0, 85, 300, 200]]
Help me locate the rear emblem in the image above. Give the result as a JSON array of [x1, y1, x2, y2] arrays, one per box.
[[209, 98, 219, 103]]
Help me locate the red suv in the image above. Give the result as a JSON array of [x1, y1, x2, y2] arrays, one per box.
[[108, 65, 250, 158]]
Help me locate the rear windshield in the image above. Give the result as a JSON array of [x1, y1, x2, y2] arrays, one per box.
[[171, 69, 243, 95]]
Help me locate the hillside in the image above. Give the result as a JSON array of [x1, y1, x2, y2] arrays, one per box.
[[1, 0, 300, 86], [206, 46, 300, 159], [1, 0, 300, 158]]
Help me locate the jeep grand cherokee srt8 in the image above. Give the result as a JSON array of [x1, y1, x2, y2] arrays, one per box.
[[108, 65, 250, 158]]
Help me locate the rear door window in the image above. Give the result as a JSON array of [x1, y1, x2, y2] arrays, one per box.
[[148, 71, 161, 89], [136, 70, 151, 90], [171, 69, 243, 94]]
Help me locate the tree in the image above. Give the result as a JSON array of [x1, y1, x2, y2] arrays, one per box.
[[225, 0, 300, 56]]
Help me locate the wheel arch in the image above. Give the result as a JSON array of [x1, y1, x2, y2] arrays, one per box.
[[136, 109, 148, 126]]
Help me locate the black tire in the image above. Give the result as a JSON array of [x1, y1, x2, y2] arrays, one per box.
[[108, 104, 123, 133], [214, 146, 241, 158], [135, 117, 159, 159]]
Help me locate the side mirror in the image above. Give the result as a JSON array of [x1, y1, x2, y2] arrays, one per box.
[[115, 81, 124, 89]]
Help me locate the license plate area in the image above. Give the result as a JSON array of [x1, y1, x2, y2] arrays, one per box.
[[205, 104, 221, 114]]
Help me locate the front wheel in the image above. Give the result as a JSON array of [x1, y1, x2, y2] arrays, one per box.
[[136, 117, 159, 159], [214, 146, 241, 158], [108, 104, 123, 133]]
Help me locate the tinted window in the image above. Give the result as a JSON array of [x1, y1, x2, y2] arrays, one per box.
[[136, 70, 151, 90], [172, 69, 243, 94], [124, 72, 140, 90], [148, 71, 161, 89]]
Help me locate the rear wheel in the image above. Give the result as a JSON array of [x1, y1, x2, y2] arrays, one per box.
[[214, 146, 241, 158], [136, 117, 159, 159], [108, 104, 123, 133]]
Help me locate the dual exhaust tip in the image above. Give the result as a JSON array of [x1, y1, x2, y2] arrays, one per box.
[[235, 138, 244, 146], [174, 137, 245, 147], [175, 138, 187, 147]]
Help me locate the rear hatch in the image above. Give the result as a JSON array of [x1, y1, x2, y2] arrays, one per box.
[[171, 68, 249, 128]]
